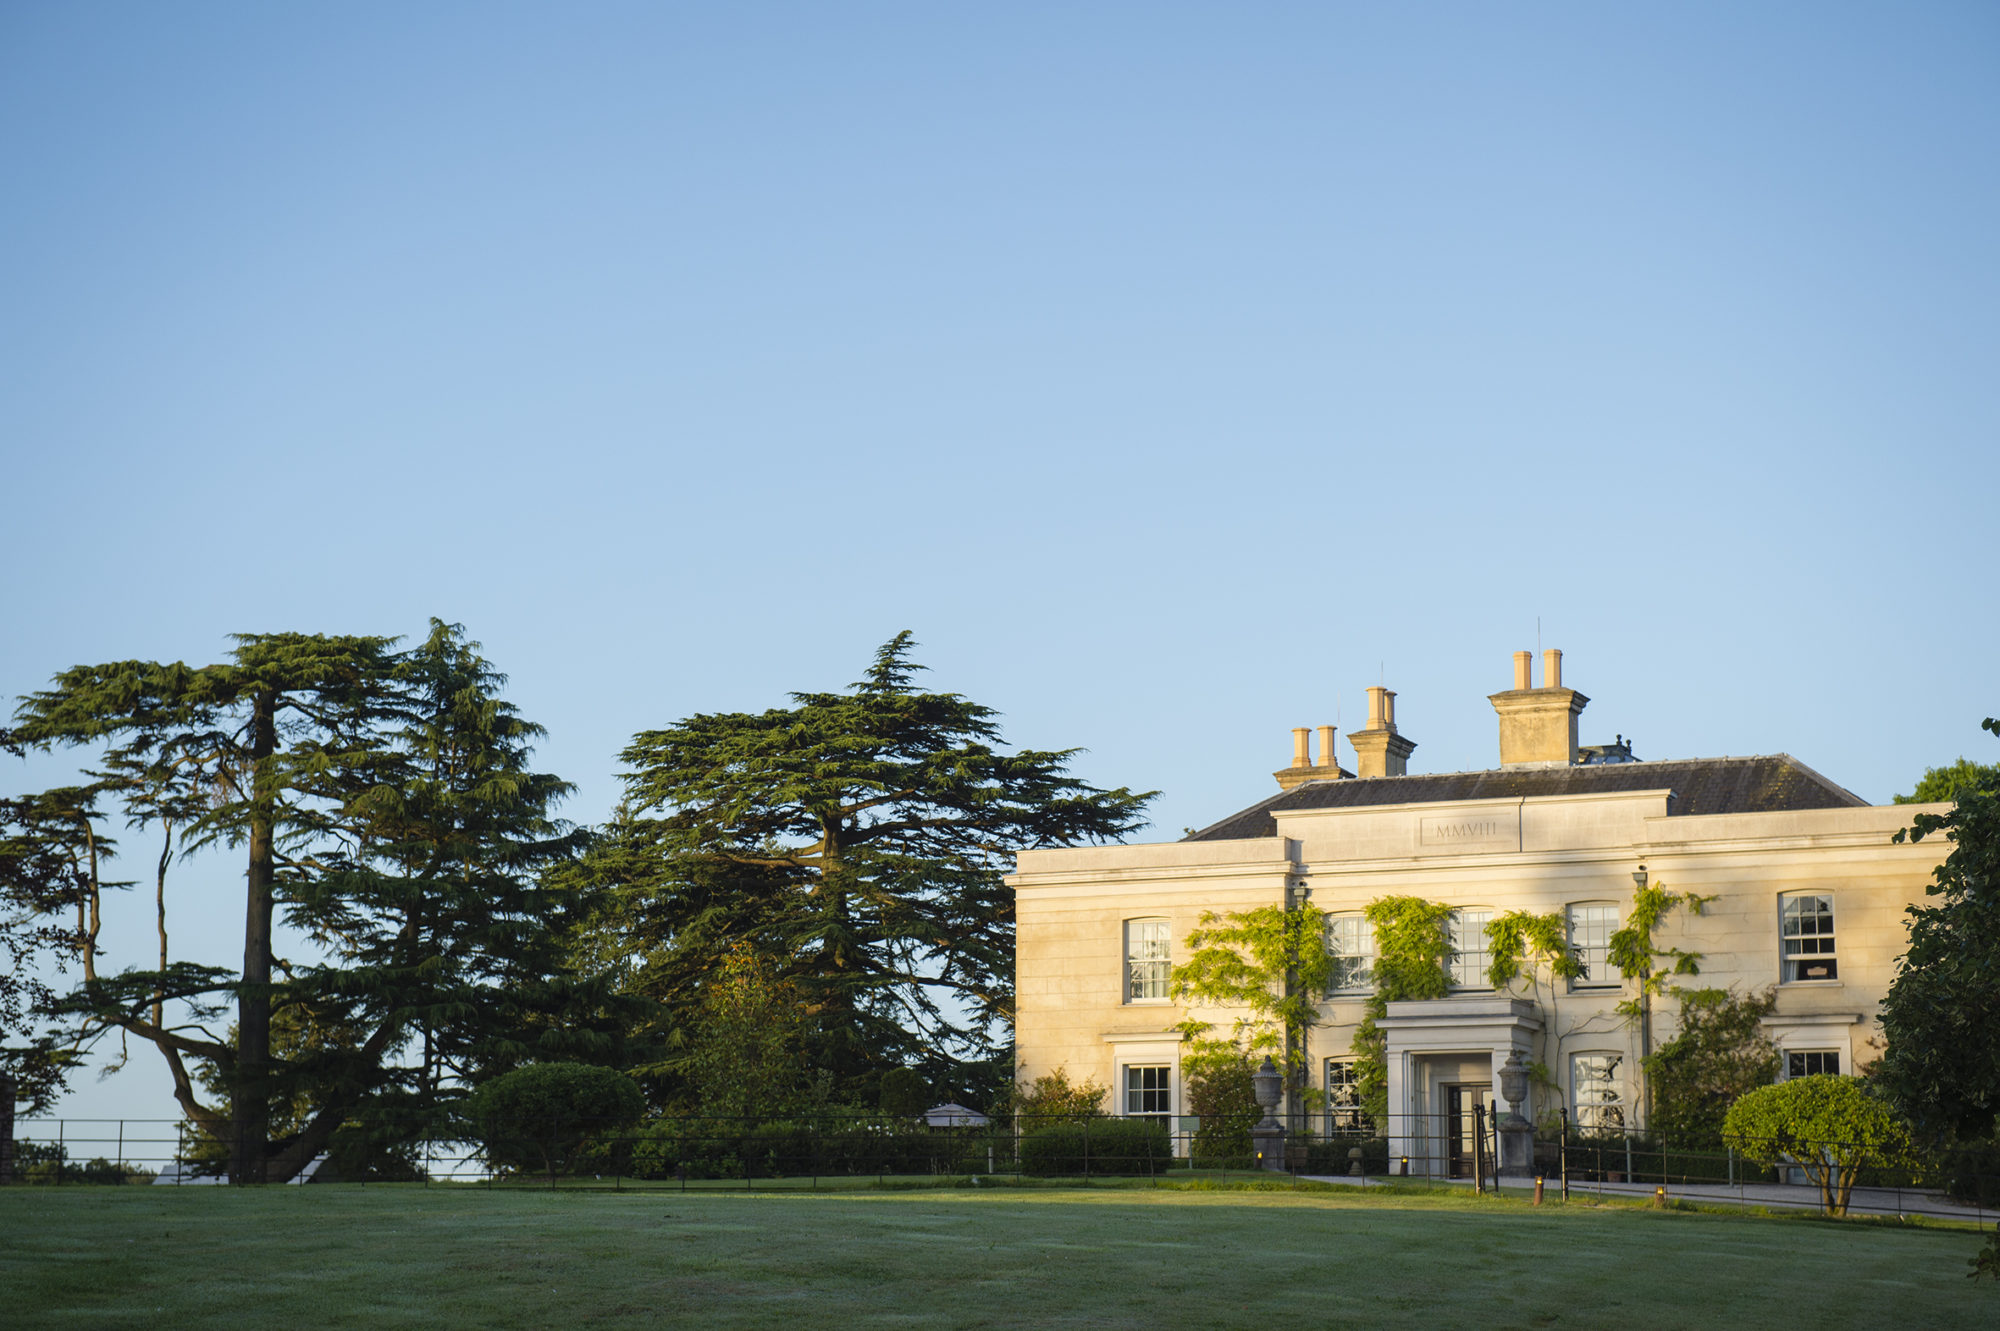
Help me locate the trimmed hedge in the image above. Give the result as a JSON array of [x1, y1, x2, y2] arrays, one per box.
[[624, 1118, 1009, 1180], [1020, 1119, 1171, 1176]]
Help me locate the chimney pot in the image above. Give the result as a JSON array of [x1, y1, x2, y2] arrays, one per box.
[[1491, 649, 1586, 767], [1348, 684, 1416, 778], [1365, 685, 1391, 730], [1291, 727, 1310, 769], [1513, 650, 1532, 691], [1317, 725, 1337, 775]]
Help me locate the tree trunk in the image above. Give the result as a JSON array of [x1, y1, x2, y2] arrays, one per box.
[[231, 689, 278, 1184], [0, 1070, 14, 1186]]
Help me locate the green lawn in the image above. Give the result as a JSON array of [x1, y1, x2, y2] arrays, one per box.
[[1, 1182, 1988, 1329]]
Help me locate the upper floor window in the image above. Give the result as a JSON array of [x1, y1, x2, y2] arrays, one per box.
[[1567, 902, 1620, 989], [1449, 909, 1493, 989], [1325, 913, 1376, 994], [1780, 893, 1838, 982], [1125, 918, 1170, 1002]]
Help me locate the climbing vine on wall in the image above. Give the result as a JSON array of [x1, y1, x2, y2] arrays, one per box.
[[1484, 909, 1584, 1070], [1607, 879, 1714, 1018], [1351, 896, 1456, 1124], [1170, 904, 1334, 1106]]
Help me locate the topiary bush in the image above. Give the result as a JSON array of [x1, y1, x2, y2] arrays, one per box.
[[1722, 1074, 1911, 1215], [468, 1062, 646, 1183], [1020, 1119, 1170, 1176]]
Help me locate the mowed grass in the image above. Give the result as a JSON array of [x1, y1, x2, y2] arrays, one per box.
[[1, 1182, 1989, 1329]]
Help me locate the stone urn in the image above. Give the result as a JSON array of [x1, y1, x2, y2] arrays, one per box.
[[1496, 1049, 1535, 1177], [1250, 1056, 1286, 1171]]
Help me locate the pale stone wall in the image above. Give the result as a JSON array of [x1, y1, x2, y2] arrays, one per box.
[[1009, 793, 1949, 1134], [1012, 838, 1293, 1116]]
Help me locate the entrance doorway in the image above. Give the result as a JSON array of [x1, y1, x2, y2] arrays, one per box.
[[1444, 1083, 1494, 1179]]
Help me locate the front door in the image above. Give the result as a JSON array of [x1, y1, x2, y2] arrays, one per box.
[[1445, 1083, 1495, 1179]]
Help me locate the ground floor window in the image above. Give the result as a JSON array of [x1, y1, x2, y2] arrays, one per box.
[[1571, 1053, 1625, 1133], [1325, 1059, 1368, 1134], [1785, 1050, 1841, 1079], [1124, 1065, 1171, 1122]]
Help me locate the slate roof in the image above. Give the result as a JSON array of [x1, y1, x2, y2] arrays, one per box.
[[1183, 755, 1868, 842]]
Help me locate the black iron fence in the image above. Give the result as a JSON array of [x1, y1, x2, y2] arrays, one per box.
[[4, 1112, 1995, 1226]]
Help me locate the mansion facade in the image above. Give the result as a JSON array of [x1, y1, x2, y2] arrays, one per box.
[[1007, 650, 1947, 1174]]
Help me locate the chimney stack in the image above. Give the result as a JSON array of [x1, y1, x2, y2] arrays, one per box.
[[1489, 648, 1588, 768], [1347, 684, 1417, 779], [1513, 650, 1532, 691], [1273, 720, 1352, 790]]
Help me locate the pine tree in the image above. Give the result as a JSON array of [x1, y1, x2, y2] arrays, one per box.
[[6, 621, 591, 1181], [574, 632, 1152, 1104]]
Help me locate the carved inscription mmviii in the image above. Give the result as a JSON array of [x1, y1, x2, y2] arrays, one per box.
[[1419, 811, 1518, 851]]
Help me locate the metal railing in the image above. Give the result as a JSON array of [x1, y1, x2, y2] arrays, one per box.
[[4, 1112, 1994, 1226]]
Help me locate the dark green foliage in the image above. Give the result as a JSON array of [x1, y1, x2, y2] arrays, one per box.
[[1184, 1055, 1258, 1158], [1303, 1136, 1389, 1175], [624, 1115, 986, 1180], [0, 789, 94, 1116], [1020, 1118, 1170, 1175], [572, 633, 1151, 1106], [469, 1062, 646, 1182], [1009, 1067, 1107, 1128], [878, 1067, 929, 1117], [1170, 905, 1333, 1118], [1723, 1075, 1911, 1216], [1352, 896, 1455, 1123], [7, 1141, 154, 1185], [7, 622, 598, 1182], [1971, 1230, 2000, 1283], [1644, 987, 1780, 1147], [1894, 757, 2000, 805], [1882, 719, 2000, 1146]]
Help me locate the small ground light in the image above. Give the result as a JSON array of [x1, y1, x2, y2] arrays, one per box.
[[1533, 1176, 1545, 1205], [1399, 1156, 1408, 1177], [1654, 1186, 1668, 1208]]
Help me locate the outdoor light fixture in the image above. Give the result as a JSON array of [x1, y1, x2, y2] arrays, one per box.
[[1632, 864, 1648, 890]]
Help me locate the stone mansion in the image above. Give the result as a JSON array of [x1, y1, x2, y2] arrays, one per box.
[[1006, 650, 1947, 1174]]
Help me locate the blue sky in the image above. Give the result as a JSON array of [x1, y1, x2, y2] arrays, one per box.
[[5, 4, 1997, 1124]]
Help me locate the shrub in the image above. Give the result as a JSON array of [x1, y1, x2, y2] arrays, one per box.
[[1011, 1067, 1107, 1131], [625, 1116, 984, 1180], [1020, 1119, 1170, 1176], [1184, 1056, 1258, 1159], [1645, 987, 1780, 1147], [1304, 1136, 1389, 1176], [469, 1063, 646, 1183], [1723, 1075, 1911, 1215]]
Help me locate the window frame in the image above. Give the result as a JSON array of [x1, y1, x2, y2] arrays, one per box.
[[1783, 1049, 1842, 1080], [1324, 912, 1377, 996], [1778, 892, 1839, 984], [1570, 1052, 1627, 1134], [1123, 1063, 1173, 1123], [1324, 1057, 1369, 1136], [1566, 901, 1621, 991], [1448, 907, 1495, 991], [1123, 917, 1171, 1004]]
